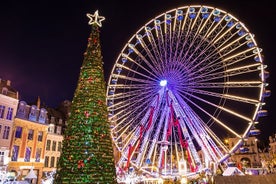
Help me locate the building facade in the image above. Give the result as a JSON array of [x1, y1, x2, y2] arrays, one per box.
[[227, 136, 261, 168], [42, 100, 69, 177], [268, 133, 276, 168], [8, 101, 48, 184], [269, 134, 276, 155], [0, 79, 19, 167], [43, 117, 64, 175]]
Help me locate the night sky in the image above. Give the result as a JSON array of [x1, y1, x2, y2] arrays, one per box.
[[0, 0, 275, 143]]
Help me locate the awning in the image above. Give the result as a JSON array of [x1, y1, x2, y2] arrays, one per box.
[[25, 168, 37, 179]]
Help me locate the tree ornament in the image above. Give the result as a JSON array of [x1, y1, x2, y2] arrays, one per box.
[[78, 160, 85, 169], [84, 111, 90, 118]]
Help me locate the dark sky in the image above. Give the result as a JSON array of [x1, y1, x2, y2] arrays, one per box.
[[0, 0, 275, 142]]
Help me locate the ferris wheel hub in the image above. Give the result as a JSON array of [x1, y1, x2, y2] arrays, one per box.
[[160, 80, 167, 86]]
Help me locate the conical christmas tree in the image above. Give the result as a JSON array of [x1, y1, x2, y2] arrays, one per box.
[[54, 10, 117, 184]]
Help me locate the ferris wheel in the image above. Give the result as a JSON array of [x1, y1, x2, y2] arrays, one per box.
[[106, 5, 269, 179]]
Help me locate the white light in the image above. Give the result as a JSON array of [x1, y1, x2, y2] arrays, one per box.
[[181, 177, 188, 184], [158, 178, 163, 184], [160, 80, 167, 86]]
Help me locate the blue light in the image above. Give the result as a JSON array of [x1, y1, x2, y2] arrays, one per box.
[[160, 80, 167, 86]]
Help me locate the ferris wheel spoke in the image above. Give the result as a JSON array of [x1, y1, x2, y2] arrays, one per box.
[[128, 43, 162, 75], [186, 108, 226, 159], [144, 107, 169, 166], [144, 27, 167, 72], [212, 22, 238, 45], [155, 35, 168, 73], [187, 25, 251, 74], [117, 106, 159, 164], [181, 17, 208, 62], [185, 81, 263, 88], [171, 10, 187, 62], [192, 7, 212, 36], [108, 84, 156, 90], [185, 88, 260, 105], [190, 54, 261, 80], [121, 52, 160, 78], [112, 74, 155, 85], [180, 89, 253, 122], [175, 92, 243, 138], [222, 47, 259, 63], [217, 32, 247, 53], [111, 90, 154, 109], [169, 91, 218, 163], [187, 45, 258, 81], [114, 63, 158, 81], [190, 63, 262, 84], [200, 120, 230, 153], [164, 16, 173, 66], [197, 7, 216, 35], [107, 89, 154, 105], [110, 99, 155, 132], [183, 38, 224, 74]]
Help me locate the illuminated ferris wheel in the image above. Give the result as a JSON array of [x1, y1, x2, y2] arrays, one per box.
[[106, 5, 269, 179]]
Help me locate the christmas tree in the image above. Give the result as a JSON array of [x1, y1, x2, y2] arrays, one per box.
[[54, 10, 117, 184]]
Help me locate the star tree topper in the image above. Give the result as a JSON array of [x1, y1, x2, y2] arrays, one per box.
[[87, 10, 105, 27]]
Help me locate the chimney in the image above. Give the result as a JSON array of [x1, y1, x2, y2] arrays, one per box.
[[6, 80, 11, 86], [37, 96, 41, 109]]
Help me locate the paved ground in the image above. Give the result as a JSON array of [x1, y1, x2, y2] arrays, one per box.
[[214, 174, 276, 184]]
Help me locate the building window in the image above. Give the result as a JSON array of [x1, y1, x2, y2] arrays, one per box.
[[11, 145, 19, 161], [0, 125, 2, 137], [2, 87, 8, 95], [24, 147, 31, 162], [45, 156, 49, 167], [17, 101, 26, 118], [28, 129, 34, 140], [48, 124, 55, 133], [35, 148, 42, 162], [6, 107, 13, 120], [56, 126, 62, 135], [15, 126, 22, 138], [46, 140, 51, 150], [52, 141, 56, 151], [38, 108, 47, 123], [50, 156, 55, 167], [2, 126, 10, 139], [0, 151, 4, 164], [29, 105, 37, 121], [0, 105, 5, 119], [58, 142, 62, 151], [38, 131, 43, 142]]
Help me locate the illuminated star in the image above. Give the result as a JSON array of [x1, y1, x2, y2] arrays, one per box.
[[86, 10, 105, 27]]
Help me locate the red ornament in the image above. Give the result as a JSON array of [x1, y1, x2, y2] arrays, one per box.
[[84, 111, 90, 118], [98, 100, 103, 105], [78, 160, 85, 168], [87, 77, 93, 83]]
